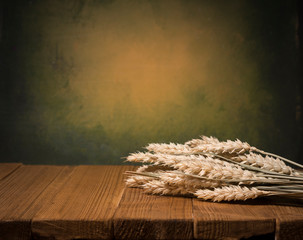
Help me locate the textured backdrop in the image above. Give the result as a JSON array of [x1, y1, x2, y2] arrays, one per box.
[[1, 0, 302, 164]]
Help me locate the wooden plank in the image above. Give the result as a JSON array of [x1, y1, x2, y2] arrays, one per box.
[[276, 218, 303, 240], [267, 199, 303, 240], [0, 221, 30, 240], [32, 165, 135, 240], [0, 165, 73, 240], [192, 198, 276, 239], [113, 188, 193, 240], [0, 163, 22, 180]]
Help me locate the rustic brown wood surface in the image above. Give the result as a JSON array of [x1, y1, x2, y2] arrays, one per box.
[[0, 163, 303, 240], [113, 188, 193, 239], [268, 199, 303, 240], [192, 198, 276, 239], [31, 165, 135, 240], [0, 165, 74, 240], [0, 163, 22, 180]]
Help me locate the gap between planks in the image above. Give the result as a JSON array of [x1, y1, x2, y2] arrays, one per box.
[[0, 163, 23, 181], [0, 164, 75, 240], [113, 187, 194, 240], [31, 165, 136, 240]]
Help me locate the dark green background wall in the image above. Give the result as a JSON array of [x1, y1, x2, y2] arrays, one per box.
[[1, 0, 302, 164]]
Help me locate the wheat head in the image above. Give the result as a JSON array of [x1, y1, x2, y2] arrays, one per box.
[[194, 186, 270, 202]]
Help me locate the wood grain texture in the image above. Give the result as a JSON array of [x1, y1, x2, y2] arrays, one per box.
[[113, 188, 193, 240], [31, 165, 135, 240], [1, 164, 303, 240], [192, 198, 276, 240], [0, 165, 73, 240], [0, 163, 22, 180]]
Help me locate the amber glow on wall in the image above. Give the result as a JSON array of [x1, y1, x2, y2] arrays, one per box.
[[1, 0, 300, 164]]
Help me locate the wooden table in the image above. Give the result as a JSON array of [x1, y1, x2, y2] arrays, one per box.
[[0, 164, 303, 240]]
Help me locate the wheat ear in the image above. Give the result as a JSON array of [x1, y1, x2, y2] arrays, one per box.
[[142, 179, 193, 196], [194, 186, 270, 202], [146, 139, 255, 155], [146, 143, 194, 154], [255, 149, 303, 169], [125, 175, 154, 188], [231, 153, 297, 175], [193, 139, 255, 155], [185, 136, 220, 147]]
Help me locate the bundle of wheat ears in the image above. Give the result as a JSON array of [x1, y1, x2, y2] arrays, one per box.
[[125, 136, 303, 202]]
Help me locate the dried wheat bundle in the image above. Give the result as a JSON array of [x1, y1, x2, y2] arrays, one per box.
[[125, 136, 303, 202], [136, 170, 223, 190]]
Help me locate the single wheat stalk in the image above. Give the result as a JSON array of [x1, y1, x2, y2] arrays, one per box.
[[232, 153, 297, 175], [142, 179, 193, 196], [255, 149, 303, 169], [256, 185, 303, 191], [185, 136, 220, 147], [194, 139, 255, 155], [143, 181, 303, 200], [146, 143, 195, 154], [194, 186, 270, 202], [255, 173, 303, 181], [146, 139, 254, 155]]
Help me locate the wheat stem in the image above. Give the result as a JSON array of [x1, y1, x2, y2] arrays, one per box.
[[256, 187, 303, 194], [256, 174, 303, 181]]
